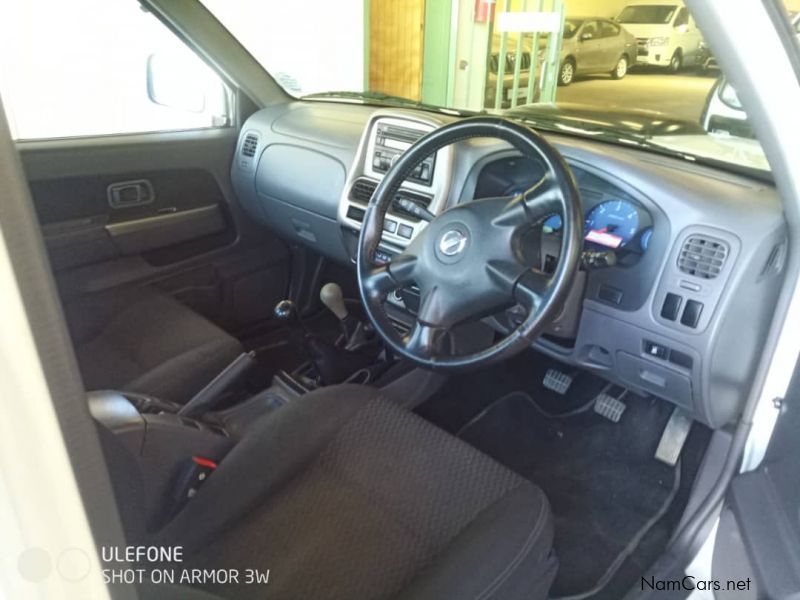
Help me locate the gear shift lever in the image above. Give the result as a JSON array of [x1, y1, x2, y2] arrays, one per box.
[[320, 283, 348, 321], [319, 283, 371, 350], [274, 299, 302, 328]]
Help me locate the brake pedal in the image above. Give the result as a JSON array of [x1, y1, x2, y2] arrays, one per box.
[[543, 368, 573, 395], [593, 392, 627, 423], [655, 407, 693, 466]]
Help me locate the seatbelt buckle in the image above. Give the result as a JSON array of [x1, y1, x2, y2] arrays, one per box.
[[168, 456, 218, 517]]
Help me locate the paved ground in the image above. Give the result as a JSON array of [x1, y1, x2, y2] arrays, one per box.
[[556, 71, 717, 124]]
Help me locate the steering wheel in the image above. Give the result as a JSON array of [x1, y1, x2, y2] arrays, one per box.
[[357, 117, 583, 370]]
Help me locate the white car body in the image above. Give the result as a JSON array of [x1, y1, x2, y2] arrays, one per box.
[[617, 0, 704, 69]]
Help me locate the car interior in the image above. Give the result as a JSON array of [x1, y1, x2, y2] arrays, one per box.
[[3, 1, 796, 599]]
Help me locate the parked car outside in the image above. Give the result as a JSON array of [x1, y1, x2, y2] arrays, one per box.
[[617, 0, 704, 72], [485, 17, 636, 107], [555, 18, 637, 85]]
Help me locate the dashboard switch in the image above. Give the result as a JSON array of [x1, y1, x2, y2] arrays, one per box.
[[661, 293, 682, 321], [681, 300, 704, 328], [383, 219, 397, 233], [598, 285, 623, 305], [397, 224, 413, 239], [644, 340, 669, 360]]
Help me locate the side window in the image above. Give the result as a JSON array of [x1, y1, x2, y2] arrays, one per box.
[[0, 0, 230, 140], [582, 22, 599, 40], [674, 8, 690, 28], [599, 21, 621, 38]]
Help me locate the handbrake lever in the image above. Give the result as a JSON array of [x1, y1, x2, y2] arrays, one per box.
[[178, 351, 256, 419]]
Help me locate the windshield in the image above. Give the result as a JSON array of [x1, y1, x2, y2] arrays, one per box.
[[200, 0, 790, 176], [617, 5, 677, 24]]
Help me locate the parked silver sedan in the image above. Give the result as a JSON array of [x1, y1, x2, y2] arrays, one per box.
[[557, 18, 638, 86]]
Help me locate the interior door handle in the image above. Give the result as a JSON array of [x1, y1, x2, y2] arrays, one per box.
[[107, 179, 155, 209]]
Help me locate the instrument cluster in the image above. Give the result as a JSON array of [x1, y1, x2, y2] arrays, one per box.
[[475, 156, 654, 267]]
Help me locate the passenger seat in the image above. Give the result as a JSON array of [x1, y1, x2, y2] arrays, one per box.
[[64, 287, 242, 404]]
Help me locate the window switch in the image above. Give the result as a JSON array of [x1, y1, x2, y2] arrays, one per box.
[[681, 300, 704, 328], [661, 293, 682, 321]]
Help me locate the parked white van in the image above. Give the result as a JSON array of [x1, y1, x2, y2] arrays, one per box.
[[617, 1, 704, 71]]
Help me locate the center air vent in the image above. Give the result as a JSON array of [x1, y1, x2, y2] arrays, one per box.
[[349, 178, 377, 204], [241, 132, 259, 158], [678, 235, 729, 279]]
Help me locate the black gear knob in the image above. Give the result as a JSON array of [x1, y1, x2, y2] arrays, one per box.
[[273, 299, 299, 324]]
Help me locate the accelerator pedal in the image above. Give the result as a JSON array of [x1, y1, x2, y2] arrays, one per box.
[[655, 407, 693, 466], [593, 391, 627, 423], [543, 368, 574, 395]]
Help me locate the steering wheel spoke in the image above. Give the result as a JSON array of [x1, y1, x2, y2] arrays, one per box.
[[494, 172, 562, 229], [514, 269, 552, 313], [404, 321, 444, 358], [362, 253, 418, 301]]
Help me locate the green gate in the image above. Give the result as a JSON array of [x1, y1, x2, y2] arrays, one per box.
[[485, 0, 566, 109]]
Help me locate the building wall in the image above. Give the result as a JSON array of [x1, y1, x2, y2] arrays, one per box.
[[564, 0, 629, 18]]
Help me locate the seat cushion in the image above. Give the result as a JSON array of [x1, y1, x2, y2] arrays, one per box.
[[161, 385, 556, 600], [65, 287, 242, 403]]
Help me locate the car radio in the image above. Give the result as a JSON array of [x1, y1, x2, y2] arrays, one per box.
[[372, 124, 435, 185]]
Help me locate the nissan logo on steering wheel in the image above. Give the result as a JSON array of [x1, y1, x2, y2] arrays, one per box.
[[438, 229, 469, 257]]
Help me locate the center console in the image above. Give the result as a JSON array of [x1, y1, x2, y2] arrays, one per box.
[[337, 112, 453, 315], [338, 113, 453, 259]]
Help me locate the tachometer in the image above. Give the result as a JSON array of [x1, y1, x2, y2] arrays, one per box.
[[584, 200, 640, 249]]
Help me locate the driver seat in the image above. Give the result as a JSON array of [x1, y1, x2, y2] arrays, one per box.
[[103, 385, 557, 599]]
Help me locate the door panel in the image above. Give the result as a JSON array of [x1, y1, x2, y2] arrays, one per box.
[[19, 127, 291, 332], [710, 360, 800, 598]]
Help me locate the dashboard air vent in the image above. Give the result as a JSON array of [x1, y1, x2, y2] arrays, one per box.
[[349, 178, 377, 204], [241, 133, 259, 158], [678, 235, 729, 279]]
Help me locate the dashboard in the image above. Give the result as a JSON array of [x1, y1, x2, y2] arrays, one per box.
[[231, 102, 786, 429]]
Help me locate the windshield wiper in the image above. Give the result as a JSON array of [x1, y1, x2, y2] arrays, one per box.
[[302, 90, 480, 116]]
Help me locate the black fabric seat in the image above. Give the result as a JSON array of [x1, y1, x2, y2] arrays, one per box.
[[65, 286, 242, 403], [108, 385, 557, 599]]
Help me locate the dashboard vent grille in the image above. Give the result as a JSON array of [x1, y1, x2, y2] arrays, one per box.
[[349, 178, 377, 204], [678, 235, 729, 279], [241, 133, 259, 158]]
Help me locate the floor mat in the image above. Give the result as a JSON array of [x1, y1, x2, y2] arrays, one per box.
[[457, 391, 683, 598], [415, 348, 610, 436]]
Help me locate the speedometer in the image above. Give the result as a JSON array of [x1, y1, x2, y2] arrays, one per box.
[[584, 199, 640, 249]]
